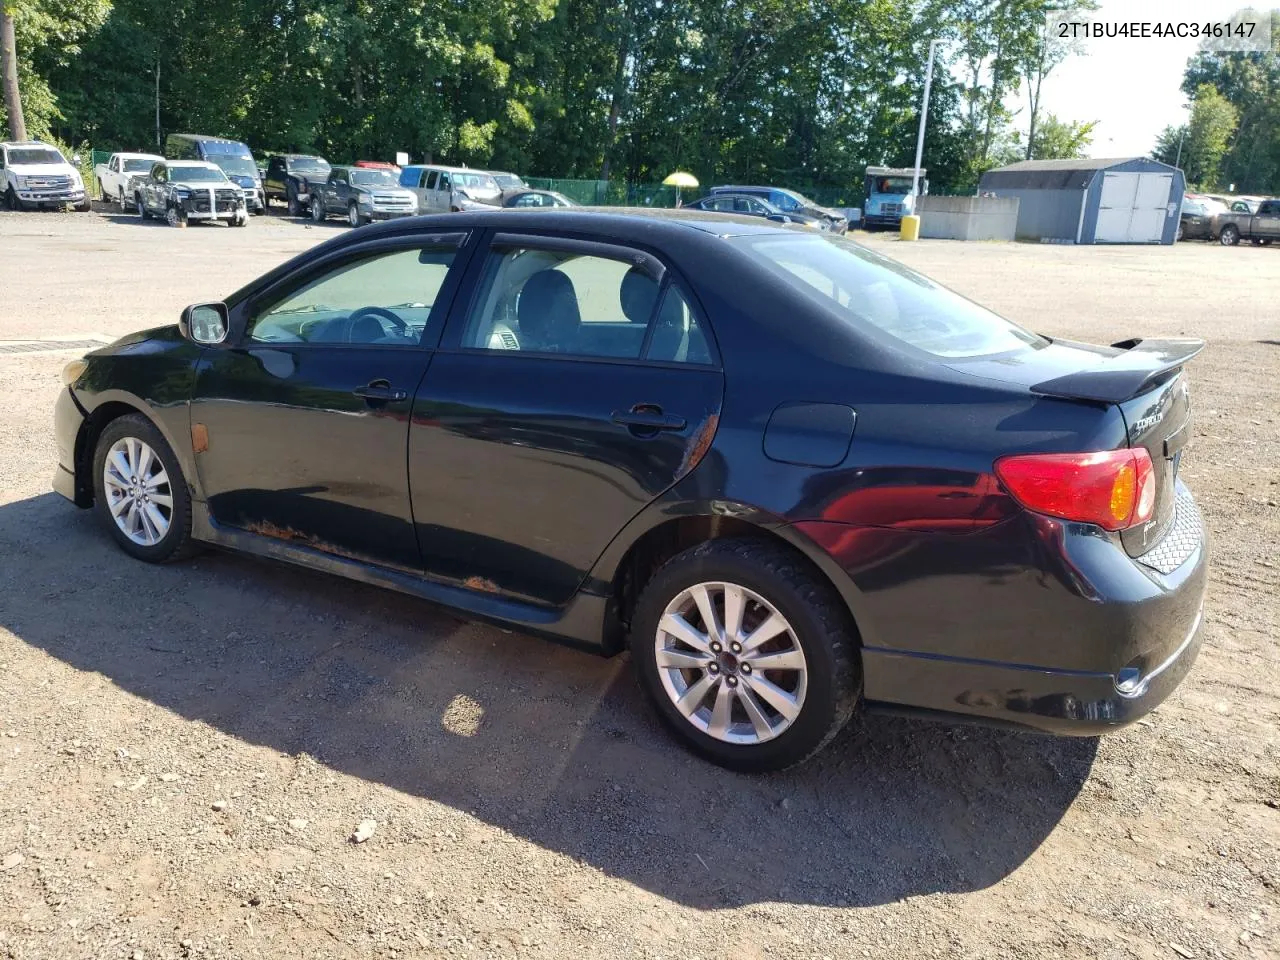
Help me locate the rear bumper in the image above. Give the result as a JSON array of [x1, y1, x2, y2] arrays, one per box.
[[794, 479, 1209, 734]]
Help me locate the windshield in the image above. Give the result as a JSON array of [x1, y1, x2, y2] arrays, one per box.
[[492, 173, 524, 189], [738, 234, 1045, 359], [8, 147, 65, 165], [208, 154, 257, 178], [122, 159, 155, 173], [870, 177, 914, 195], [456, 172, 499, 192], [171, 166, 228, 183], [289, 157, 330, 174], [351, 169, 399, 187]]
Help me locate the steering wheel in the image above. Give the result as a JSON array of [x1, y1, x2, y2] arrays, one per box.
[[344, 305, 408, 343]]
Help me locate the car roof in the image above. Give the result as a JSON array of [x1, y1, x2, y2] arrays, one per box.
[[168, 134, 246, 145], [2, 140, 57, 147], [115, 152, 163, 159], [166, 160, 221, 170], [281, 154, 327, 161]]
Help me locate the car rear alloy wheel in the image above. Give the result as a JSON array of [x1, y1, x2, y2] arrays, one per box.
[[655, 581, 808, 745], [1220, 224, 1239, 245], [92, 415, 195, 563], [631, 538, 861, 771]]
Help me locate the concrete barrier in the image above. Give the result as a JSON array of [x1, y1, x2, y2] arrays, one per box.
[[918, 196, 1019, 241]]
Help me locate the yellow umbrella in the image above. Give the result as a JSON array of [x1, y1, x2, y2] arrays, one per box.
[[663, 171, 699, 207]]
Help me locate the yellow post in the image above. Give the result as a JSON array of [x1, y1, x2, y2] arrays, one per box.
[[899, 214, 921, 241]]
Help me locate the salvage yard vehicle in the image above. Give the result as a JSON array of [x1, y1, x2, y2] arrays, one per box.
[[1, 140, 90, 211], [133, 161, 248, 227], [95, 152, 163, 208], [685, 191, 827, 229], [165, 134, 266, 215], [502, 189, 576, 208], [1178, 194, 1228, 241], [1213, 198, 1280, 246], [52, 210, 1207, 772], [400, 165, 502, 212], [710, 184, 848, 233], [263, 154, 331, 216], [311, 165, 418, 225]]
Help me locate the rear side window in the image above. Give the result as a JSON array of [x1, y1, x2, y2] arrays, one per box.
[[738, 235, 1045, 359]]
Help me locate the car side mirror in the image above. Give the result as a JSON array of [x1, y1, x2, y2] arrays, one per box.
[[180, 302, 229, 345]]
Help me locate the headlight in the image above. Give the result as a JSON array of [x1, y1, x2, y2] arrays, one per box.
[[62, 359, 87, 386], [358, 193, 372, 205], [72, 171, 84, 186]]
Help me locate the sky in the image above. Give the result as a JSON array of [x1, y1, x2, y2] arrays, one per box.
[[1021, 0, 1265, 158]]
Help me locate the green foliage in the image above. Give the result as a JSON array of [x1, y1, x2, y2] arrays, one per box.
[[1152, 83, 1240, 189], [1030, 113, 1095, 159], [1170, 15, 1280, 193], [16, 0, 1086, 199]]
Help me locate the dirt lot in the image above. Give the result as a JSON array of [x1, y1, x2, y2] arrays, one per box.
[[0, 209, 1277, 960]]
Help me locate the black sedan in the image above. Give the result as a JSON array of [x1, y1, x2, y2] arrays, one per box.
[[52, 210, 1207, 771], [684, 192, 828, 230]]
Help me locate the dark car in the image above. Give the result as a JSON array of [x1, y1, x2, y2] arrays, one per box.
[[1177, 195, 1227, 241], [263, 154, 332, 216], [502, 189, 576, 208], [52, 210, 1206, 772], [685, 192, 827, 230], [310, 165, 418, 226], [710, 185, 848, 233], [165, 134, 265, 215]]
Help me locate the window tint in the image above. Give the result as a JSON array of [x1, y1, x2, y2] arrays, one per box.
[[249, 245, 458, 347], [424, 171, 438, 190], [739, 234, 1045, 359], [1261, 201, 1278, 215], [439, 172, 452, 190], [462, 246, 712, 363]]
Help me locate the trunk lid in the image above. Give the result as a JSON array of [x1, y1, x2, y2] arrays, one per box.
[[1115, 371, 1193, 556]]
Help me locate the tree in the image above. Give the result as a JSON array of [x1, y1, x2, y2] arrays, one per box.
[[1029, 112, 1094, 158], [1155, 84, 1239, 189], [1019, 1, 1094, 160], [1, 2, 24, 141]]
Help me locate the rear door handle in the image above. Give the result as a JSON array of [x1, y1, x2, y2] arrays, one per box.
[[353, 380, 407, 402], [612, 408, 686, 431]]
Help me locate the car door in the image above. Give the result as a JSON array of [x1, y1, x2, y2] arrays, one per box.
[[436, 171, 453, 211], [265, 157, 284, 199], [1257, 201, 1280, 238], [146, 164, 165, 212], [408, 232, 724, 605], [190, 231, 473, 570]]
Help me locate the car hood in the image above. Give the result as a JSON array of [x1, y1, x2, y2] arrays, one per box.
[[352, 184, 415, 198], [805, 204, 845, 221], [10, 162, 76, 176], [172, 179, 233, 189]]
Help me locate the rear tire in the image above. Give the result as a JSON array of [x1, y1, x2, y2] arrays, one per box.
[[91, 414, 197, 564], [1219, 224, 1240, 246], [629, 537, 861, 772]]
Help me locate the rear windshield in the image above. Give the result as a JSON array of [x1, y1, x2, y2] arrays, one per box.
[[737, 234, 1046, 358]]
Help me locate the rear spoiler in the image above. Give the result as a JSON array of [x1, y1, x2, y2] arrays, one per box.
[[1031, 338, 1205, 404]]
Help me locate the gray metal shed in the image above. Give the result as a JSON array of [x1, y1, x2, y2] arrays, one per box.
[[978, 157, 1185, 244]]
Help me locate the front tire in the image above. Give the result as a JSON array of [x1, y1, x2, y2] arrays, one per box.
[[91, 414, 196, 564], [348, 202, 365, 227], [630, 538, 861, 772], [1219, 224, 1240, 245], [6, 186, 24, 211], [166, 204, 187, 228], [136, 194, 149, 219], [311, 198, 325, 223]]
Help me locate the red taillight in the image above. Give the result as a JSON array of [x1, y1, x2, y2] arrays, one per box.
[[994, 449, 1156, 531]]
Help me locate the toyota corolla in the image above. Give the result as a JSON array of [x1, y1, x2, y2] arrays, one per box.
[[52, 210, 1207, 771]]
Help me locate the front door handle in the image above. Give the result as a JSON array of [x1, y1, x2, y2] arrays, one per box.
[[353, 379, 407, 402], [612, 406, 686, 432]]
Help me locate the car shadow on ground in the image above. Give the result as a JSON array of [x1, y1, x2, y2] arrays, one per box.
[[0, 492, 1098, 910]]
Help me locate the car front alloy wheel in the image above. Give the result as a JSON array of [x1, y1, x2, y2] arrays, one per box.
[[91, 415, 196, 563]]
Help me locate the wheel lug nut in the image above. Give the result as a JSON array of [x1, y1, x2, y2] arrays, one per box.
[[731, 642, 742, 653], [741, 663, 752, 674], [727, 676, 738, 687], [708, 663, 719, 673], [710, 642, 722, 654]]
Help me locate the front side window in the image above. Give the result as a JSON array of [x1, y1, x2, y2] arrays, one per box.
[[738, 234, 1045, 359], [249, 245, 460, 347], [439, 172, 452, 191], [424, 171, 438, 190], [461, 245, 711, 363]]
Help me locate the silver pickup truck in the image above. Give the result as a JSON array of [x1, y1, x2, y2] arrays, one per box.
[[1213, 197, 1280, 245]]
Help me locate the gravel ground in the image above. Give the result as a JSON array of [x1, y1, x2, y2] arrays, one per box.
[[0, 208, 1277, 960]]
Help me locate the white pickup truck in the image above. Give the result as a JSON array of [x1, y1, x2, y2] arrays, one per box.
[[1, 140, 90, 211], [95, 152, 163, 208]]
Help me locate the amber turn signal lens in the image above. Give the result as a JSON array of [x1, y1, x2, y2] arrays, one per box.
[[61, 359, 87, 386]]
